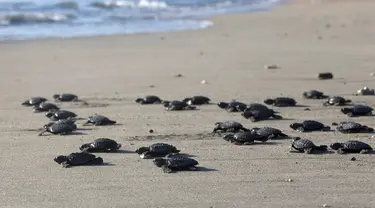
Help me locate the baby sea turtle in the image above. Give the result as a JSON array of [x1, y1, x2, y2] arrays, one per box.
[[45, 110, 77, 121], [163, 100, 196, 111], [223, 132, 267, 145], [289, 137, 328, 154], [245, 103, 270, 111], [330, 140, 373, 154], [303, 90, 329, 99], [333, 121, 374, 134], [54, 152, 103, 168], [318, 72, 333, 80], [250, 127, 288, 139], [135, 143, 180, 159], [33, 102, 60, 112], [217, 101, 247, 112], [135, 95, 162, 104], [21, 97, 47, 106], [153, 154, 199, 173], [355, 87, 375, 96], [47, 117, 77, 127], [53, 93, 78, 102], [83, 115, 117, 126], [341, 105, 373, 117], [213, 121, 249, 133], [264, 97, 297, 107], [80, 138, 122, 152], [241, 108, 282, 122], [182, 96, 210, 105], [38, 122, 77, 136], [290, 120, 331, 132], [323, 96, 351, 106]]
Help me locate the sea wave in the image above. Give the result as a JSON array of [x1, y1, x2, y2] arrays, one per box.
[[90, 0, 168, 9], [0, 13, 75, 26]]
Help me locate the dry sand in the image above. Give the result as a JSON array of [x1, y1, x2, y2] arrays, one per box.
[[1, 0, 375, 207]]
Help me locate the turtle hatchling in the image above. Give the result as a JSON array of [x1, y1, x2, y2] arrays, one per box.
[[163, 100, 196, 111], [213, 121, 250, 133], [223, 131, 267, 145], [45, 110, 77, 121], [323, 96, 351, 106], [84, 115, 117, 126], [251, 127, 288, 139], [303, 90, 329, 99], [33, 102, 60, 112], [80, 138, 122, 152], [241, 108, 282, 122], [54, 152, 103, 168], [38, 122, 77, 136], [153, 154, 199, 173], [135, 95, 162, 104], [330, 140, 373, 154], [333, 121, 374, 134], [53, 93, 78, 102], [22, 97, 47, 106], [264, 97, 297, 107], [182, 96, 211, 105], [217, 101, 247, 112], [289, 137, 328, 154], [135, 143, 181, 159], [290, 120, 331, 132], [341, 105, 373, 117], [245, 103, 270, 111]]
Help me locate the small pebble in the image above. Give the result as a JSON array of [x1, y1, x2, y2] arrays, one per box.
[[201, 80, 207, 84], [149, 129, 154, 133], [264, 64, 279, 70], [174, 74, 183, 78], [350, 157, 356, 161], [304, 108, 311, 111], [322, 204, 330, 207], [149, 85, 155, 88], [287, 178, 293, 182]]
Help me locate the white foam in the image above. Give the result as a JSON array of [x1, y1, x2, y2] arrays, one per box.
[[92, 0, 168, 9]]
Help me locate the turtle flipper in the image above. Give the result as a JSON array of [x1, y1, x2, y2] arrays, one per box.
[[162, 165, 173, 173], [272, 115, 283, 120], [38, 129, 48, 136], [337, 148, 347, 154], [360, 149, 371, 154], [304, 148, 313, 154], [243, 141, 254, 145], [61, 161, 71, 168], [296, 127, 306, 132]]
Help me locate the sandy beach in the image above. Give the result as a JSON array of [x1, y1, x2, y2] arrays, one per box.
[[1, 0, 375, 207]]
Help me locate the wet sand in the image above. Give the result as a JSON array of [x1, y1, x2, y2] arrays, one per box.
[[0, 0, 374, 207]]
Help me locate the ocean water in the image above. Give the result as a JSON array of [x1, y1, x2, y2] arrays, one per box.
[[0, 0, 282, 41]]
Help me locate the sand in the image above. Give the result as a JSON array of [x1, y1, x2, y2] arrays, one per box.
[[1, 0, 375, 207]]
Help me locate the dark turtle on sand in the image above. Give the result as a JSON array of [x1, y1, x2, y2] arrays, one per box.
[[332, 121, 374, 134], [223, 131, 267, 145], [153, 154, 199, 173], [39, 122, 77, 136], [341, 105, 373, 117], [330, 140, 373, 154], [323, 96, 351, 106], [303, 90, 329, 99], [22, 97, 47, 106], [54, 152, 103, 168], [290, 120, 331, 132], [163, 100, 196, 111], [289, 137, 328, 154], [217, 101, 247, 112], [182, 96, 210, 105], [48, 117, 77, 127], [33, 102, 59, 112], [245, 103, 270, 111], [83, 115, 117, 126], [241, 108, 282, 122], [45, 110, 77, 121], [136, 143, 180, 159], [135, 95, 162, 104], [213, 121, 249, 133], [250, 127, 288, 139], [53, 93, 78, 102], [80, 138, 122, 152], [264, 97, 297, 107]]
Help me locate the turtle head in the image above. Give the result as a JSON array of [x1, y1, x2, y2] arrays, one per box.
[[54, 155, 68, 164], [21, 100, 31, 106], [79, 143, 91, 151], [52, 94, 60, 99], [289, 123, 303, 130], [340, 108, 352, 114], [182, 97, 192, 103], [162, 101, 170, 107], [153, 158, 167, 167], [135, 147, 149, 155], [217, 102, 229, 109], [214, 122, 223, 127], [263, 99, 274, 105], [135, 98, 144, 104], [330, 142, 343, 150]]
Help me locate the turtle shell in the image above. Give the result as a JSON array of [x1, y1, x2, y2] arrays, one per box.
[[242, 108, 276, 120], [301, 120, 325, 131], [342, 140, 372, 151], [88, 115, 116, 125], [183, 96, 210, 105], [82, 138, 121, 152], [303, 90, 325, 99], [35, 102, 59, 112], [67, 152, 97, 165], [232, 132, 263, 143], [48, 123, 76, 134], [252, 127, 284, 138], [273, 97, 297, 107], [352, 105, 373, 114], [23, 97, 47, 106], [144, 95, 162, 103], [327, 96, 347, 105], [245, 103, 270, 111], [216, 121, 244, 130], [292, 138, 316, 151], [165, 155, 199, 169], [149, 143, 179, 155], [55, 93, 78, 102], [49, 110, 77, 120]]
